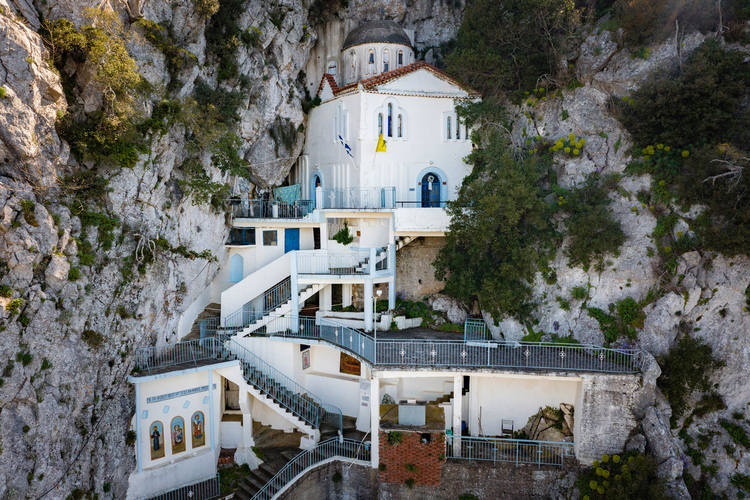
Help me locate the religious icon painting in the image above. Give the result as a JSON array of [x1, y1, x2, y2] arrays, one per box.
[[302, 349, 310, 370], [171, 416, 186, 454], [191, 411, 206, 448], [149, 420, 165, 460]]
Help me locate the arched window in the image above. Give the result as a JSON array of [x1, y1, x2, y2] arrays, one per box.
[[446, 117, 452, 140], [397, 114, 403, 138], [397, 50, 404, 69], [383, 49, 390, 72], [456, 119, 460, 140], [387, 103, 393, 137], [367, 49, 375, 74], [350, 50, 356, 80], [327, 59, 337, 76], [230, 254, 243, 283], [378, 113, 383, 135]]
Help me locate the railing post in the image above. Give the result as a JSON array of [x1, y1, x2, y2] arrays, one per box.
[[135, 381, 143, 473], [291, 252, 300, 329]]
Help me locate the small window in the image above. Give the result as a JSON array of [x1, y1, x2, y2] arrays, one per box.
[[446, 116, 452, 140], [350, 51, 356, 79], [368, 51, 374, 63], [456, 119, 461, 140], [387, 103, 393, 137], [263, 230, 277, 246], [367, 49, 376, 74], [327, 60, 337, 76], [383, 49, 390, 72], [230, 227, 255, 245], [397, 114, 403, 138], [397, 50, 404, 68], [378, 113, 383, 135]]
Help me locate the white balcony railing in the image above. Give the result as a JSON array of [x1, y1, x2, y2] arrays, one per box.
[[296, 246, 392, 277], [319, 187, 396, 210]]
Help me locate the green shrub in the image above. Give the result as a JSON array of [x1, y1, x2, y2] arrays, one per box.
[[587, 297, 644, 343], [204, 0, 248, 81], [332, 472, 343, 483], [732, 473, 750, 493], [68, 266, 81, 281], [16, 351, 33, 366], [560, 175, 626, 270], [7, 298, 24, 315], [405, 478, 416, 488], [0, 86, 7, 98], [721, 421, 750, 448], [387, 432, 403, 445], [194, 0, 220, 17], [577, 451, 666, 499], [658, 334, 726, 427], [616, 40, 750, 150], [332, 221, 354, 246], [405, 463, 418, 472], [438, 322, 463, 333], [0, 284, 13, 298], [571, 285, 588, 300], [81, 330, 104, 349], [137, 20, 197, 93], [125, 430, 136, 446]]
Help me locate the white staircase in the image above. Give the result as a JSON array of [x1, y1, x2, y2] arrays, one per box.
[[236, 283, 323, 337], [396, 236, 415, 251]]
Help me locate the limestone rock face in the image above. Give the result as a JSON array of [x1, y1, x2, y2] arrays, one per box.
[[429, 293, 468, 324]]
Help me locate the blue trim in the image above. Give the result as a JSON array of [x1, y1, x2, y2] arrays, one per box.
[[416, 166, 448, 205], [310, 172, 323, 209]]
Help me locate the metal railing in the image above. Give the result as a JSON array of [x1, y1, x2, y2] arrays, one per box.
[[250, 438, 371, 500], [321, 187, 396, 209], [231, 200, 315, 219], [142, 473, 220, 500], [200, 277, 292, 340], [446, 436, 575, 468], [134, 338, 225, 372], [296, 250, 371, 275], [375, 247, 388, 271], [464, 318, 490, 342], [221, 334, 343, 432], [267, 315, 642, 374], [395, 200, 449, 208]]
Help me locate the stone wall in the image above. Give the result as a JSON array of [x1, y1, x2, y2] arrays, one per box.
[[279, 460, 578, 500], [575, 373, 642, 464], [379, 430, 444, 485], [395, 237, 446, 301]]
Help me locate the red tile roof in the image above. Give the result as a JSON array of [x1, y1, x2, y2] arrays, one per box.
[[317, 61, 480, 98], [317, 73, 340, 95]]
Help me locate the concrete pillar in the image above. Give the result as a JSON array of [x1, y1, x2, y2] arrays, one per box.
[[320, 221, 328, 249], [369, 246, 377, 277], [342, 284, 352, 308], [315, 186, 323, 210], [320, 284, 332, 312], [291, 251, 300, 326], [135, 381, 143, 473], [469, 375, 479, 437], [364, 279, 373, 332], [452, 375, 462, 456], [370, 375, 379, 469], [209, 370, 216, 451]]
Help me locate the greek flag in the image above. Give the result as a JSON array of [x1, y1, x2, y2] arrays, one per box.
[[338, 134, 354, 158]]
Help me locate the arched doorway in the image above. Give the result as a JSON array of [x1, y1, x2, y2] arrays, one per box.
[[310, 173, 322, 208], [421, 172, 441, 207], [229, 254, 243, 283]]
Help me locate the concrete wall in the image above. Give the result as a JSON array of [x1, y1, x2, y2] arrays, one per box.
[[277, 461, 571, 500], [574, 373, 641, 464], [395, 237, 446, 300], [472, 375, 580, 437]]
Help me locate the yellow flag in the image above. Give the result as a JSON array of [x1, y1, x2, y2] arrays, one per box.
[[376, 133, 387, 153]]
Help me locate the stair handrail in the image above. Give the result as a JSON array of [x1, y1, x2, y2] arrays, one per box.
[[219, 334, 343, 432], [250, 438, 371, 500]]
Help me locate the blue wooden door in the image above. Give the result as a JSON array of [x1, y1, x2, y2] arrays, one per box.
[[421, 173, 441, 207], [284, 228, 300, 253]]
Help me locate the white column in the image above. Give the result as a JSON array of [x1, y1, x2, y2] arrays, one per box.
[[209, 370, 216, 451], [469, 375, 479, 437], [291, 251, 300, 324], [135, 381, 143, 473], [342, 284, 353, 307], [320, 221, 328, 249], [315, 186, 323, 210], [364, 279, 373, 332], [388, 243, 396, 310], [452, 374, 462, 456], [320, 284, 332, 312], [370, 375, 379, 469]]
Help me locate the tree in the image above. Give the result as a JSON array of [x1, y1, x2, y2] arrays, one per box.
[[444, 0, 581, 95], [434, 137, 552, 320]]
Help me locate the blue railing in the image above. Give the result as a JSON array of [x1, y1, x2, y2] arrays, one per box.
[[446, 436, 575, 468], [231, 199, 315, 219], [250, 438, 370, 500], [321, 187, 396, 209], [134, 337, 226, 372], [220, 334, 343, 432], [464, 318, 490, 342], [264, 315, 642, 374], [142, 473, 220, 500]]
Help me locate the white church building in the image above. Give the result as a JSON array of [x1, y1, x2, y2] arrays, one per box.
[[126, 20, 644, 500]]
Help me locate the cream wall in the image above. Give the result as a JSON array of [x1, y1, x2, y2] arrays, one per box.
[[472, 374, 581, 437]]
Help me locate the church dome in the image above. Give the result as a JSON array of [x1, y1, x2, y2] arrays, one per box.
[[342, 20, 412, 50]]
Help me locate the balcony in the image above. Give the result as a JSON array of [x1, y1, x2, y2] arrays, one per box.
[[230, 199, 315, 219], [320, 187, 396, 210], [295, 246, 391, 278]]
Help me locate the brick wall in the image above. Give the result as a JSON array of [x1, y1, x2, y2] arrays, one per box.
[[379, 430, 445, 485]]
